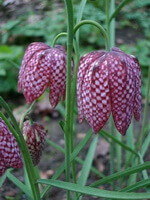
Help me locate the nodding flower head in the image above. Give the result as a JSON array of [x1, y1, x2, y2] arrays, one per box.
[[77, 47, 141, 135], [0, 118, 23, 176], [23, 120, 46, 166], [18, 42, 67, 108]]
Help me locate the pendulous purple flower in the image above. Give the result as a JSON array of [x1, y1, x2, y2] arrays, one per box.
[[18, 42, 67, 108], [77, 47, 141, 135]]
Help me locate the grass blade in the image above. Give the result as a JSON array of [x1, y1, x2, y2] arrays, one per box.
[[41, 130, 92, 198], [120, 179, 150, 192], [77, 136, 98, 199], [7, 171, 33, 199], [100, 130, 138, 156], [38, 179, 150, 199], [90, 162, 150, 187], [46, 138, 105, 178]]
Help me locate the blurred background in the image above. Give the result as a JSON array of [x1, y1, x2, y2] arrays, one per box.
[[0, 0, 149, 98], [0, 0, 150, 199]]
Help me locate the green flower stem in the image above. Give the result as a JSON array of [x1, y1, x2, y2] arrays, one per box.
[[19, 101, 35, 130], [74, 20, 109, 50], [137, 66, 150, 149], [64, 0, 74, 199], [0, 98, 40, 200], [110, 0, 115, 47], [105, 0, 110, 50], [52, 32, 67, 47], [109, 0, 134, 23], [69, 40, 80, 186]]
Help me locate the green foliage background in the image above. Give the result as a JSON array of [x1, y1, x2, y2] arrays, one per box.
[[0, 0, 149, 95]]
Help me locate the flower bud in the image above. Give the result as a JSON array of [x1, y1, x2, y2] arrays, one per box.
[[23, 120, 46, 165]]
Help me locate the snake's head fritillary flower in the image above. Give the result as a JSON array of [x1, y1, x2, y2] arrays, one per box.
[[0, 118, 23, 176], [77, 47, 141, 135], [23, 120, 46, 165], [18, 42, 67, 108]]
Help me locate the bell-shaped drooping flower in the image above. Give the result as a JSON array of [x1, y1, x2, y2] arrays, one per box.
[[18, 42, 67, 108], [77, 47, 141, 135], [0, 118, 23, 176], [23, 120, 46, 165]]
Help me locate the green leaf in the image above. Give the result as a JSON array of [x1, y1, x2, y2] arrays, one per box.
[[41, 130, 93, 198], [100, 130, 138, 157], [141, 133, 150, 157], [78, 136, 98, 186], [0, 169, 13, 187], [7, 171, 33, 199], [90, 162, 150, 187], [120, 179, 150, 192], [46, 138, 105, 178], [77, 135, 98, 200], [38, 179, 150, 199]]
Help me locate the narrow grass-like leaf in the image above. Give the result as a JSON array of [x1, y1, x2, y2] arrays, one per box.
[[116, 131, 122, 172], [109, 0, 134, 23], [38, 179, 150, 199], [141, 132, 150, 157], [90, 162, 150, 187], [78, 136, 98, 185], [76, 0, 87, 44], [46, 138, 105, 178], [41, 130, 92, 198], [120, 179, 150, 192], [139, 154, 148, 180], [0, 169, 13, 187], [7, 171, 33, 199], [138, 153, 150, 192], [77, 136, 98, 200], [100, 130, 138, 156], [126, 123, 137, 186]]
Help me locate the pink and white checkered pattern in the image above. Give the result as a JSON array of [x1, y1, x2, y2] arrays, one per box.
[[18, 42, 66, 108], [0, 118, 23, 176], [23, 120, 46, 166], [77, 47, 141, 135]]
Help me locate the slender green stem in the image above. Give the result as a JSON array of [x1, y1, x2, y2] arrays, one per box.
[[19, 101, 35, 130], [52, 32, 67, 47], [109, 0, 134, 23], [41, 131, 92, 199], [76, 0, 87, 46], [64, 0, 74, 199], [110, 0, 115, 47], [69, 40, 80, 186], [0, 98, 40, 200], [137, 66, 150, 149], [105, 0, 110, 50], [74, 20, 109, 50]]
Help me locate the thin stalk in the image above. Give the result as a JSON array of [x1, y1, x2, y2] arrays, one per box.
[[69, 40, 80, 186], [74, 20, 109, 50], [52, 32, 67, 47], [106, 0, 116, 191], [137, 66, 150, 149], [19, 101, 35, 130], [105, 0, 110, 50], [110, 0, 115, 47], [64, 0, 74, 199], [109, 0, 134, 23], [46, 138, 105, 178]]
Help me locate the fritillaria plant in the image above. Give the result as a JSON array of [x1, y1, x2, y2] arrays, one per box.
[[0, 0, 149, 200]]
